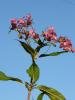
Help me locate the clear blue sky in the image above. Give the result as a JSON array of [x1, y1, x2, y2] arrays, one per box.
[[0, 0, 75, 100]]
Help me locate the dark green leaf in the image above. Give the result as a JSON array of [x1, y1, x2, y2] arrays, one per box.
[[36, 85, 66, 100], [37, 39, 44, 46], [26, 62, 40, 84], [47, 93, 59, 100], [19, 41, 35, 56], [39, 51, 68, 58], [0, 71, 23, 83], [35, 45, 44, 53], [37, 92, 58, 100], [37, 93, 44, 100], [37, 92, 57, 100]]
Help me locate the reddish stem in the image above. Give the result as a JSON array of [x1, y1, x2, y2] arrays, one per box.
[[27, 91, 31, 100]]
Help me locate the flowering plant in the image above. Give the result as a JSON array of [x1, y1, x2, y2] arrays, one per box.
[[0, 14, 75, 100]]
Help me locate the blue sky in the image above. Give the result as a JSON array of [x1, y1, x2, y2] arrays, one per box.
[[0, 0, 75, 100]]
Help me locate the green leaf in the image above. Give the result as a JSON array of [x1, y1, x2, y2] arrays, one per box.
[[36, 85, 66, 100], [39, 51, 68, 58], [37, 93, 44, 100], [26, 62, 40, 84], [37, 92, 58, 100], [19, 41, 35, 56], [35, 45, 43, 52], [0, 71, 23, 83], [47, 93, 59, 100], [37, 92, 57, 100]]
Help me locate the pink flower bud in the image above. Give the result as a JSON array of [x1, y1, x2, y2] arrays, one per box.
[[26, 14, 31, 20], [10, 18, 17, 24], [10, 18, 17, 30], [33, 34, 39, 39], [48, 26, 55, 33], [26, 14, 32, 26], [18, 18, 25, 24], [29, 29, 35, 37], [58, 36, 65, 43]]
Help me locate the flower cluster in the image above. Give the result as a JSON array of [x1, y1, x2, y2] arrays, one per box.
[[10, 14, 39, 40], [42, 27, 57, 41], [58, 36, 75, 52], [10, 14, 75, 53], [10, 14, 32, 30]]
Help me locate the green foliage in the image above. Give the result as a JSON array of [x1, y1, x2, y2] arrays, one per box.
[[39, 51, 68, 58], [26, 62, 40, 84], [37, 93, 44, 100], [19, 40, 39, 59], [0, 71, 22, 83], [19, 41, 35, 55], [36, 85, 66, 100]]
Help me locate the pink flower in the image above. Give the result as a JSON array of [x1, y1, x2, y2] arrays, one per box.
[[29, 29, 39, 39], [26, 14, 31, 20], [43, 27, 57, 41], [33, 34, 39, 39], [63, 46, 72, 51], [58, 36, 65, 43], [10, 18, 17, 24], [58, 36, 75, 52], [60, 39, 72, 48], [29, 29, 36, 37], [18, 18, 25, 24], [47, 26, 55, 33], [10, 18, 17, 30], [17, 18, 27, 28], [26, 14, 32, 26], [71, 48, 75, 53]]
